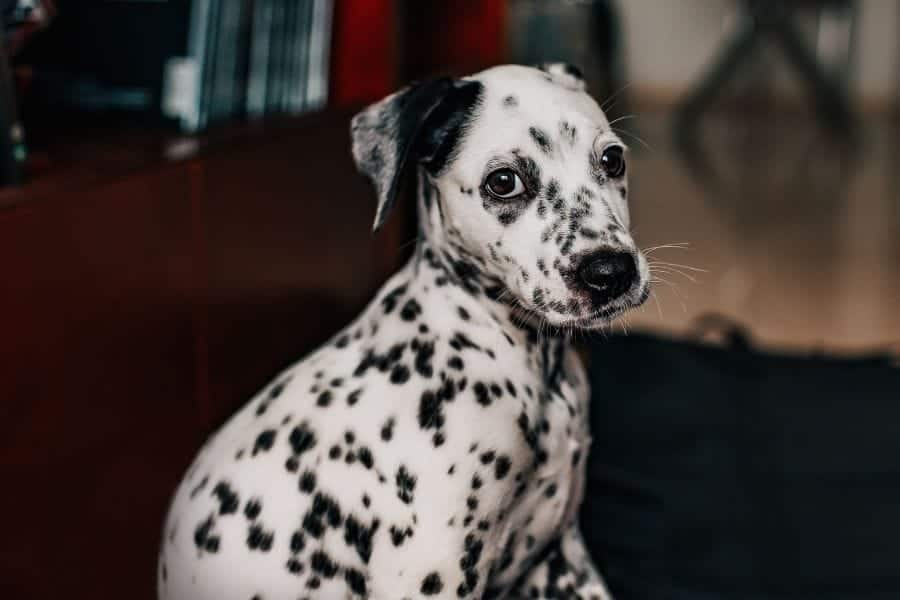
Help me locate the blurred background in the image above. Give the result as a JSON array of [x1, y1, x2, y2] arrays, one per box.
[[0, 1, 897, 599]]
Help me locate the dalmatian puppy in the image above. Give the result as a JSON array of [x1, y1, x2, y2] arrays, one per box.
[[158, 63, 649, 600]]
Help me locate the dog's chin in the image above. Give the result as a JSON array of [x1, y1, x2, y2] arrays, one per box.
[[555, 283, 651, 332], [509, 282, 651, 334]]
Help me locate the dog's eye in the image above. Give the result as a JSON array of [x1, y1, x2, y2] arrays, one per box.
[[600, 145, 626, 178], [485, 169, 525, 199]]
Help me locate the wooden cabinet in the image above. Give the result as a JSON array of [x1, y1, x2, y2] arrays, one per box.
[[0, 113, 407, 599]]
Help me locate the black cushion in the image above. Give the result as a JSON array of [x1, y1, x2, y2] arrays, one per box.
[[583, 329, 900, 599]]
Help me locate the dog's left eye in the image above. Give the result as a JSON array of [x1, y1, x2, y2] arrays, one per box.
[[485, 169, 525, 199], [600, 145, 626, 178]]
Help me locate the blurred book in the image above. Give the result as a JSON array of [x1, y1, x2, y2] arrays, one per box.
[[13, 0, 333, 135], [166, 0, 334, 132]]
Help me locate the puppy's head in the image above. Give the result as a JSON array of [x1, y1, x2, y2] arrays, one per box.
[[351, 63, 649, 329]]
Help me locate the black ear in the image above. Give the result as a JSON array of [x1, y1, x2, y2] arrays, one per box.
[[350, 78, 483, 232], [536, 62, 586, 92]]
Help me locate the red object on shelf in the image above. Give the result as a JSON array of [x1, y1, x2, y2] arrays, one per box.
[[330, 0, 397, 108]]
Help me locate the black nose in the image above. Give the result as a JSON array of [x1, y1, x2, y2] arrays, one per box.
[[578, 251, 637, 303]]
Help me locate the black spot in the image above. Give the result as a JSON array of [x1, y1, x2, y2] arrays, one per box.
[[381, 283, 408, 314], [329, 445, 342, 460], [246, 523, 274, 552], [347, 388, 363, 406], [299, 470, 316, 494], [418, 390, 443, 430], [480, 450, 496, 464], [413, 339, 436, 378], [529, 126, 553, 155], [344, 513, 379, 563], [334, 334, 350, 348], [545, 482, 558, 497], [302, 512, 325, 538], [390, 525, 413, 546], [381, 417, 395, 441], [400, 298, 422, 321], [312, 492, 343, 528], [287, 558, 303, 574], [390, 364, 410, 384], [193, 515, 218, 552], [457, 306, 470, 320], [471, 474, 483, 490], [290, 530, 306, 553], [345, 567, 367, 595], [317, 390, 332, 407], [421, 572, 444, 595], [396, 465, 417, 504], [495, 455, 512, 479], [289, 423, 317, 456], [447, 355, 464, 370], [502, 94, 518, 107], [362, 494, 371, 508], [190, 476, 209, 499], [310, 550, 339, 578], [473, 382, 492, 406], [212, 481, 240, 515], [244, 498, 262, 520], [489, 383, 503, 397], [358, 446, 374, 469]]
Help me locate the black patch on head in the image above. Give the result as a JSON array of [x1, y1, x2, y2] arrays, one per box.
[[529, 126, 553, 156], [352, 78, 484, 231]]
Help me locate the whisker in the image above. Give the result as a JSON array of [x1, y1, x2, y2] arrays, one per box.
[[611, 127, 653, 152], [649, 260, 708, 273], [607, 114, 637, 128], [600, 82, 633, 112]]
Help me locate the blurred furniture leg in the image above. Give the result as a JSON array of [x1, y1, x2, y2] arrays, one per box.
[[675, 0, 857, 144]]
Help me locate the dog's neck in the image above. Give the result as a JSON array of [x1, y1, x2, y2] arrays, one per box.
[[405, 171, 571, 387]]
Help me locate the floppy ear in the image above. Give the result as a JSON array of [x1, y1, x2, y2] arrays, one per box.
[[536, 62, 586, 92], [350, 78, 482, 232]]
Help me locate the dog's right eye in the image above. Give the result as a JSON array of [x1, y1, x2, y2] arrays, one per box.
[[485, 169, 525, 199]]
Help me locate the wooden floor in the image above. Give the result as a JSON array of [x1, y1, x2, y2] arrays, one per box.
[[615, 110, 900, 353]]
